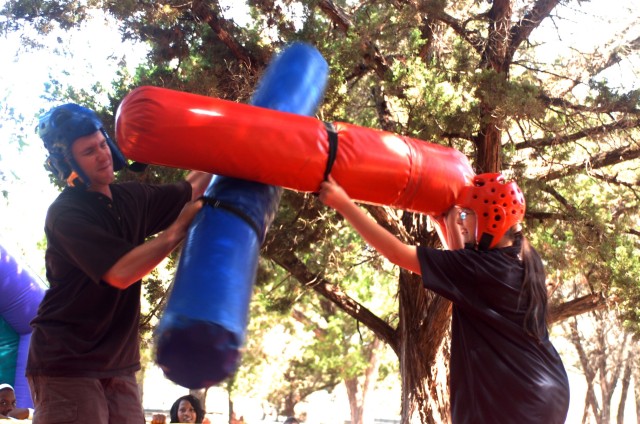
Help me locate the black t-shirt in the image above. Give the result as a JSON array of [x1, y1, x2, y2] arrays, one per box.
[[418, 245, 570, 424], [27, 181, 191, 378]]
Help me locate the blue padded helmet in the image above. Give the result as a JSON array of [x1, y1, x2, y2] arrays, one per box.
[[37, 103, 127, 187]]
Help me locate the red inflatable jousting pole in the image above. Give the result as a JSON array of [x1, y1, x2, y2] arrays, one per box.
[[116, 86, 474, 218]]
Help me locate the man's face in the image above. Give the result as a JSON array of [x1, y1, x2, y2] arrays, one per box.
[[0, 388, 16, 416], [70, 130, 114, 189]]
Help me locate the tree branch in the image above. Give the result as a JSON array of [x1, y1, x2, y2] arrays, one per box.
[[538, 93, 640, 115], [526, 211, 571, 221], [515, 118, 640, 150], [429, 11, 485, 56], [315, 0, 394, 81], [627, 228, 640, 238], [593, 35, 640, 77], [538, 144, 640, 182], [317, 0, 353, 32], [507, 0, 561, 62], [191, 0, 257, 68], [264, 246, 399, 352], [540, 183, 577, 212], [549, 293, 608, 324], [291, 308, 326, 338], [590, 172, 640, 201]]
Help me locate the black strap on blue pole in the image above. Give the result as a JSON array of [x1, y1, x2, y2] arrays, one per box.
[[199, 196, 262, 238]]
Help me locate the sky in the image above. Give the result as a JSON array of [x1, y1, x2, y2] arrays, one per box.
[[0, 1, 254, 273], [0, 8, 149, 273]]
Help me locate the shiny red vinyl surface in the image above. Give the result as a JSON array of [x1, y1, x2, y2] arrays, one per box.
[[116, 86, 474, 217]]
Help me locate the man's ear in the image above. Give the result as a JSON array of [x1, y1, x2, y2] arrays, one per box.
[[45, 154, 73, 182]]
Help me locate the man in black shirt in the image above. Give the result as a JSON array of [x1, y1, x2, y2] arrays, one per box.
[[26, 104, 212, 424]]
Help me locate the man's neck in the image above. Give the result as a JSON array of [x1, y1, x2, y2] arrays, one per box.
[[87, 183, 112, 199]]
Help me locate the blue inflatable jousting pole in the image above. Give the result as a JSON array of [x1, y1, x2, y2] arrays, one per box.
[[155, 42, 329, 388]]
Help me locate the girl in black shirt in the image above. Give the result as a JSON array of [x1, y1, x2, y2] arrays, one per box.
[[319, 173, 569, 424]]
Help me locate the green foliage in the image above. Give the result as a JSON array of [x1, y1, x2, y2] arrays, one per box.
[[611, 238, 640, 329], [235, 262, 338, 413], [473, 70, 547, 121], [526, 172, 640, 312], [587, 80, 640, 112], [237, 192, 399, 413], [1, 0, 94, 33]]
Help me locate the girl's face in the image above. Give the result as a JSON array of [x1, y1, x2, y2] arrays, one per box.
[[177, 400, 197, 423], [443, 207, 465, 249], [456, 208, 477, 246]]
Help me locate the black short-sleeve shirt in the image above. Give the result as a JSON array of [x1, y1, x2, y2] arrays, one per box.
[[26, 181, 191, 378], [418, 245, 570, 424]]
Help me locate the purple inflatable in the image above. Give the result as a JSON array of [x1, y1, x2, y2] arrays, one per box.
[[0, 241, 46, 408]]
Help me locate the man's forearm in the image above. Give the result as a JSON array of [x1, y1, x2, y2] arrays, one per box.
[[102, 226, 184, 289], [186, 171, 213, 200], [103, 199, 203, 289]]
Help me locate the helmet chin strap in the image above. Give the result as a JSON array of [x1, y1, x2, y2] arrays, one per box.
[[476, 226, 522, 250], [478, 233, 493, 250], [66, 171, 81, 187], [465, 233, 493, 251]]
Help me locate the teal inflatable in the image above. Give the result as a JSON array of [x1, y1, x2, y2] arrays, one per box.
[[153, 42, 329, 388], [0, 241, 46, 407]]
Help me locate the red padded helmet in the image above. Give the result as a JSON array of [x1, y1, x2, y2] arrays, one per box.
[[456, 173, 525, 249]]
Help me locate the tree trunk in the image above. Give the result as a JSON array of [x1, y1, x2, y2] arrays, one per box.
[[474, 0, 513, 173], [398, 271, 451, 423], [345, 337, 383, 424], [567, 313, 640, 424], [190, 388, 208, 415], [475, 121, 503, 173], [282, 391, 297, 418], [635, 368, 640, 424], [617, 357, 633, 424], [136, 365, 146, 409]]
